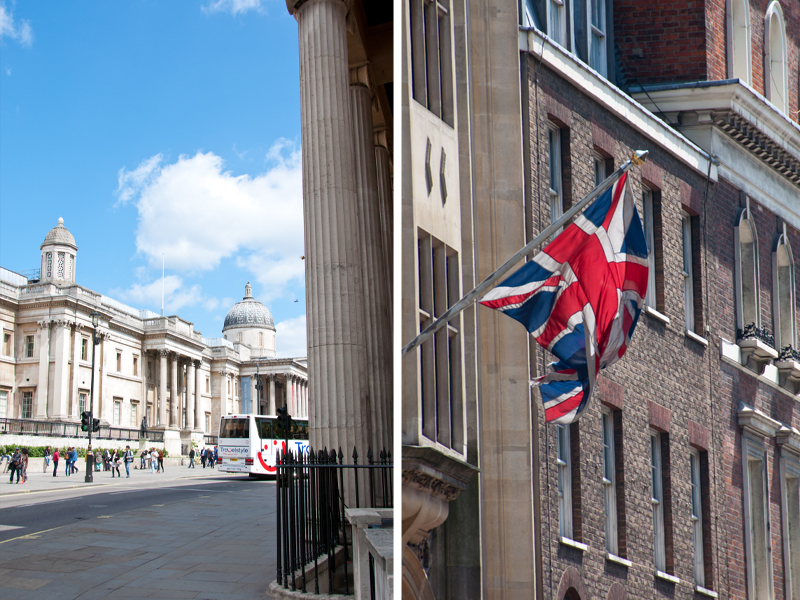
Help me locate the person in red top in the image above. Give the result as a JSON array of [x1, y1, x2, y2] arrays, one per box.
[[52, 449, 59, 477]]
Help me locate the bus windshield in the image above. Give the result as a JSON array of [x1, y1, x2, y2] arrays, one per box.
[[219, 418, 250, 439]]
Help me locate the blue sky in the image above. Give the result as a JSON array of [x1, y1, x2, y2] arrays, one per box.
[[0, 0, 308, 357]]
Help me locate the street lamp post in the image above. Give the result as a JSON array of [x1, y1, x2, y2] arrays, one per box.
[[85, 311, 102, 483]]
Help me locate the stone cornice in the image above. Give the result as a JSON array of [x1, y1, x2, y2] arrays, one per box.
[[776, 426, 800, 457], [738, 401, 781, 438], [402, 445, 479, 502]]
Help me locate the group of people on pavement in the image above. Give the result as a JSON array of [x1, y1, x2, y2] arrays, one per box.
[[140, 448, 165, 474], [198, 446, 217, 468], [7, 448, 28, 484]]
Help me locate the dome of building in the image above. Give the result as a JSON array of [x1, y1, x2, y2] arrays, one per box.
[[41, 217, 77, 250], [223, 283, 275, 330]]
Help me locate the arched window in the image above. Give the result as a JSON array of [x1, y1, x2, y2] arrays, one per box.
[[727, 0, 751, 84], [735, 201, 760, 332], [773, 227, 796, 351], [764, 1, 788, 113]]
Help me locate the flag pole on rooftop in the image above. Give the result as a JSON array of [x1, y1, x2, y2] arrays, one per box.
[[400, 149, 649, 358]]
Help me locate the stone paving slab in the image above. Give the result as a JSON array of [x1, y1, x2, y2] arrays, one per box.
[[0, 476, 279, 599]]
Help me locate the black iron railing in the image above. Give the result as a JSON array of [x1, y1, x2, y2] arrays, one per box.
[[0, 418, 164, 442], [736, 323, 775, 348], [778, 345, 800, 362], [276, 446, 393, 595]]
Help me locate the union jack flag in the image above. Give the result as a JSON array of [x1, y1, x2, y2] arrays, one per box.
[[479, 172, 648, 424]]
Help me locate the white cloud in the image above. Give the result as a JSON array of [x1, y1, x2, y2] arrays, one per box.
[[275, 315, 307, 358], [109, 274, 203, 314], [0, 4, 33, 47], [115, 140, 304, 295], [202, 0, 263, 15]]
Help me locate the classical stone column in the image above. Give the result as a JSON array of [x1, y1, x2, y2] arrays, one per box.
[[186, 359, 196, 431], [97, 332, 107, 422], [375, 133, 393, 299], [51, 320, 72, 419], [289, 0, 369, 456], [268, 375, 276, 415], [159, 350, 168, 427], [36, 320, 51, 418], [194, 360, 203, 430], [70, 323, 83, 420], [351, 71, 392, 452], [170, 353, 178, 428], [220, 370, 229, 416]]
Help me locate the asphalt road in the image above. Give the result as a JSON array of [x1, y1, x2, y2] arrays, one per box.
[[0, 477, 266, 543]]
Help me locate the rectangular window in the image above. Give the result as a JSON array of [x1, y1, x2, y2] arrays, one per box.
[[417, 229, 464, 454], [651, 432, 666, 572], [116, 352, 122, 372], [642, 186, 664, 312], [0, 390, 7, 418], [690, 450, 705, 586], [782, 452, 800, 600], [113, 399, 121, 426], [79, 392, 87, 416], [593, 152, 607, 187], [589, 0, 607, 76], [3, 332, 10, 356], [548, 124, 563, 232], [81, 338, 88, 361], [548, 0, 566, 46], [682, 213, 695, 332], [147, 360, 152, 380], [22, 391, 33, 419], [409, 0, 454, 126], [131, 402, 138, 428], [205, 413, 210, 434], [602, 411, 618, 554], [557, 423, 573, 539], [146, 403, 152, 425], [258, 332, 263, 347], [206, 377, 210, 393], [743, 437, 774, 599], [133, 356, 138, 377], [25, 335, 34, 358]]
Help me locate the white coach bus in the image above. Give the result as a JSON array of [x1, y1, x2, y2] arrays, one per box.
[[217, 414, 310, 476]]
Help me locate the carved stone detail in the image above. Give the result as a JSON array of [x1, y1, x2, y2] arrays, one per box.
[[402, 469, 463, 502]]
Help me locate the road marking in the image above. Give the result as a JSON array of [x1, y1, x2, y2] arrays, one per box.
[[0, 525, 65, 545], [97, 516, 112, 519], [0, 525, 23, 532], [151, 504, 164, 506]]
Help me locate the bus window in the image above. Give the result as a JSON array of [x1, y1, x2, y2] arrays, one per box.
[[292, 421, 309, 440], [274, 419, 287, 440], [219, 418, 249, 439], [255, 418, 273, 439]]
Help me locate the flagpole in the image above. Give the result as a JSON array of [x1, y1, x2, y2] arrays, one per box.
[[401, 150, 649, 358]]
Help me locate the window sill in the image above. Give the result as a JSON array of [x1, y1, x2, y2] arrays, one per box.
[[559, 537, 588, 552], [694, 585, 718, 598], [655, 570, 680, 584], [644, 306, 670, 325], [606, 552, 631, 567], [685, 330, 709, 347]]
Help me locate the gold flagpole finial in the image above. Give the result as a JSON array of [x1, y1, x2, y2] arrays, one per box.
[[631, 150, 649, 166]]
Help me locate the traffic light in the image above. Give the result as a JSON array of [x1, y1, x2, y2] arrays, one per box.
[[92, 418, 100, 433], [276, 406, 291, 433], [81, 411, 91, 432]]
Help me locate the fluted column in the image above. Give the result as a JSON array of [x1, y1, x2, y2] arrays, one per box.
[[375, 133, 393, 300], [194, 360, 202, 430], [268, 375, 276, 415], [51, 320, 72, 419], [186, 359, 195, 431], [36, 321, 51, 418], [220, 370, 229, 416], [70, 323, 84, 420], [351, 72, 392, 452], [159, 350, 168, 426], [169, 353, 178, 427], [290, 0, 369, 456]]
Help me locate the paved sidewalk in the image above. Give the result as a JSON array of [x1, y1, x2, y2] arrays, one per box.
[[0, 469, 279, 600]]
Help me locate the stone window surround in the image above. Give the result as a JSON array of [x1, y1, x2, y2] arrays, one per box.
[[778, 430, 800, 600]]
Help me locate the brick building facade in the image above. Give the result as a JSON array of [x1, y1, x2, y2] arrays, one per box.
[[403, 0, 799, 597]]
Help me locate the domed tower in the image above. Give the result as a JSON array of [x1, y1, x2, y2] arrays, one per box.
[[222, 283, 277, 357], [40, 217, 78, 285]]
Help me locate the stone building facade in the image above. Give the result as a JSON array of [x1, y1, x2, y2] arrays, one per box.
[[0, 219, 308, 456], [403, 0, 799, 598]]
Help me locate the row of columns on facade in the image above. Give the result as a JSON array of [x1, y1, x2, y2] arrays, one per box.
[[242, 372, 308, 419], [153, 349, 203, 432], [291, 0, 393, 455]]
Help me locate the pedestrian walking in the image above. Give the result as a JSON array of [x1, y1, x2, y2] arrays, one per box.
[[111, 451, 121, 478], [70, 447, 79, 475], [140, 449, 148, 470], [200, 447, 207, 468], [157, 450, 164, 473], [52, 448, 59, 477], [103, 448, 111, 471], [44, 446, 51, 473], [213, 447, 218, 468], [124, 446, 134, 477], [151, 449, 158, 474], [8, 448, 21, 483], [19, 449, 28, 484], [188, 447, 195, 468], [0, 451, 10, 473]]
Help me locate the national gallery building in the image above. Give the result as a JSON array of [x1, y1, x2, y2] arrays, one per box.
[[0, 218, 307, 454]]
